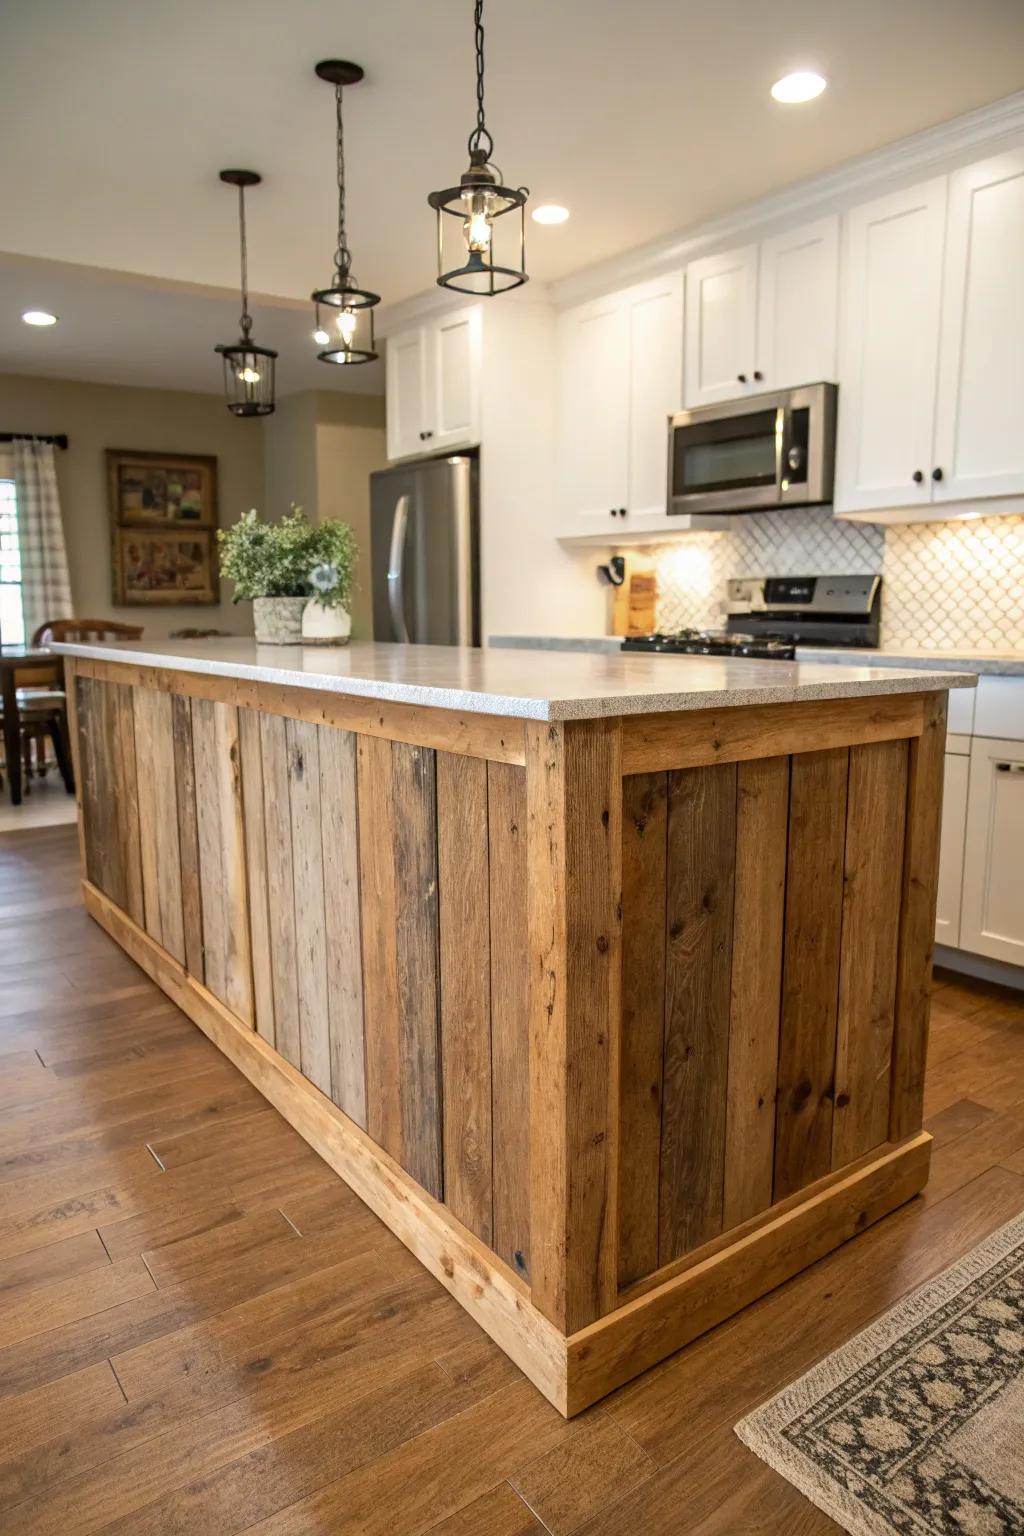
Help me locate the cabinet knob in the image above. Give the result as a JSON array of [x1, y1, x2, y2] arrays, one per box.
[[609, 509, 616, 518], [753, 370, 763, 381], [932, 466, 944, 482], [419, 430, 433, 441], [619, 507, 627, 517], [912, 470, 924, 484], [737, 373, 748, 384]]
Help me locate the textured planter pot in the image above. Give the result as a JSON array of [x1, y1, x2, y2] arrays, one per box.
[[302, 599, 352, 646], [253, 596, 307, 645]]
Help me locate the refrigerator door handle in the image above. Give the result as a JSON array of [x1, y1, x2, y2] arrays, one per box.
[[386, 494, 411, 643]]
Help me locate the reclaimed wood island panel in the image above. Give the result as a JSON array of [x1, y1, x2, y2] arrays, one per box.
[[55, 638, 971, 1416]]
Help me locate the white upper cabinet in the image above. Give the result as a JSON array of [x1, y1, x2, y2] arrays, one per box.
[[834, 178, 948, 515], [756, 216, 839, 392], [932, 148, 1024, 504], [556, 271, 682, 537], [385, 305, 481, 460], [683, 245, 757, 407]]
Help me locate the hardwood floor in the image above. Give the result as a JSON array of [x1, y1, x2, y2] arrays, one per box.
[[0, 823, 1021, 1535]]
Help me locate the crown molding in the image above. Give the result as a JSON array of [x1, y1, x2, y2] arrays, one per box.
[[376, 275, 555, 339], [544, 90, 1024, 308]]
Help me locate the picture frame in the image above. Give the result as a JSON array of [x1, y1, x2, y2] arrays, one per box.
[[106, 448, 217, 528], [106, 449, 219, 606], [112, 528, 220, 606]]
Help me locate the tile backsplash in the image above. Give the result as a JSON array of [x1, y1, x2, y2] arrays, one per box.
[[648, 508, 1024, 652]]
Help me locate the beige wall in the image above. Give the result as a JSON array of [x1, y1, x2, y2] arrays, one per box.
[[0, 372, 265, 639], [0, 374, 386, 642], [263, 390, 387, 640]]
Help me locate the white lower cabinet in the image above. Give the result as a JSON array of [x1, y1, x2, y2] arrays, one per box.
[[935, 749, 969, 946], [959, 735, 1024, 966]]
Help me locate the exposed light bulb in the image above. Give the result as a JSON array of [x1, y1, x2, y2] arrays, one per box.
[[462, 189, 494, 254], [336, 309, 358, 347], [237, 366, 261, 384], [313, 328, 330, 346]]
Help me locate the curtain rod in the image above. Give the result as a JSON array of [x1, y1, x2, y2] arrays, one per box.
[[0, 433, 69, 449]]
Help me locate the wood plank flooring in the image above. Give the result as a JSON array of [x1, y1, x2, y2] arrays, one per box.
[[0, 824, 1022, 1535]]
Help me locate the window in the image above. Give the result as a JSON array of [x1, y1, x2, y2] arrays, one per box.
[[0, 479, 25, 646]]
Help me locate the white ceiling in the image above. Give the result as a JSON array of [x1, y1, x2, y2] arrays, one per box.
[[2, 0, 1023, 396]]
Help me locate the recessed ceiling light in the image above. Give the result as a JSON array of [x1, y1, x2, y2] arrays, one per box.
[[532, 204, 570, 226], [22, 309, 58, 327], [771, 71, 827, 104]]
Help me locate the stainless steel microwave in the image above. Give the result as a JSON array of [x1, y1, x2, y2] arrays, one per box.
[[668, 382, 837, 517]]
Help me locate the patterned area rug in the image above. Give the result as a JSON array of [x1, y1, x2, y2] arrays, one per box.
[[736, 1210, 1024, 1536]]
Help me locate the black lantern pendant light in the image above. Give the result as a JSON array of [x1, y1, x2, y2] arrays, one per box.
[[428, 0, 528, 295], [311, 61, 379, 364], [215, 170, 277, 416]]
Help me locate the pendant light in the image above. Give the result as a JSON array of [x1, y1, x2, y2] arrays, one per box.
[[214, 170, 277, 416], [311, 61, 379, 364], [428, 0, 528, 295]]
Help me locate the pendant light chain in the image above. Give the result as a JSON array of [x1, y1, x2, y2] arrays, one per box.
[[236, 183, 252, 342], [334, 81, 353, 285], [468, 0, 493, 161]]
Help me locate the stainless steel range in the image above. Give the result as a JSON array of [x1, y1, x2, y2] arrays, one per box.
[[621, 574, 881, 660]]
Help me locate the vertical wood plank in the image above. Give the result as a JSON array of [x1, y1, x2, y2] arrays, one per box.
[[617, 771, 667, 1288], [891, 694, 948, 1141], [63, 660, 90, 875], [488, 760, 530, 1281], [74, 676, 107, 896], [722, 756, 789, 1230], [319, 724, 366, 1127], [357, 733, 403, 1165], [238, 706, 274, 1045], [191, 696, 225, 1002], [287, 717, 331, 1094], [833, 739, 909, 1168], [391, 741, 443, 1201], [527, 718, 622, 1333], [133, 687, 185, 965], [437, 751, 492, 1243], [171, 693, 203, 982], [260, 711, 300, 1067], [774, 747, 850, 1201], [112, 683, 144, 927], [214, 700, 253, 1026], [659, 763, 737, 1264]]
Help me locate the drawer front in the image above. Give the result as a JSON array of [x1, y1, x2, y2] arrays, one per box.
[[960, 736, 1024, 966], [974, 676, 1024, 742]]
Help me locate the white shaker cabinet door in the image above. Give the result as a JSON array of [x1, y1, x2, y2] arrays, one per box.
[[933, 148, 1024, 504], [833, 178, 947, 514], [386, 326, 429, 460], [556, 292, 630, 533], [430, 305, 481, 453], [960, 736, 1024, 966], [683, 244, 758, 407], [626, 270, 683, 525], [756, 215, 839, 393], [935, 751, 969, 948]]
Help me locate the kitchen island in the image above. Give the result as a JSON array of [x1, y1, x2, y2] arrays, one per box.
[[55, 638, 972, 1415]]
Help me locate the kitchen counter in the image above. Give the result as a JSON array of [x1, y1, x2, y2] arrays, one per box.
[[53, 636, 973, 721], [795, 645, 1024, 676], [60, 639, 951, 1417]]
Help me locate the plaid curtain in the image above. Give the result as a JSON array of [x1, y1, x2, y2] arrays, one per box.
[[13, 438, 73, 645]]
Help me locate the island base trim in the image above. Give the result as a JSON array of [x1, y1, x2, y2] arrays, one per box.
[[82, 879, 932, 1419]]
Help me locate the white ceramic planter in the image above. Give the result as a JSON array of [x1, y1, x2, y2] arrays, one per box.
[[302, 599, 352, 646], [253, 596, 307, 644]]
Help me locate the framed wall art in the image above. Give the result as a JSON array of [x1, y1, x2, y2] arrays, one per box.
[[107, 449, 219, 605]]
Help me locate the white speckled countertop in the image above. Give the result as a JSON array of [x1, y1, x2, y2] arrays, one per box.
[[52, 638, 974, 722]]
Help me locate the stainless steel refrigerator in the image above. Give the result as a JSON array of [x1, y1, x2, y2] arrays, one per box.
[[370, 455, 480, 646]]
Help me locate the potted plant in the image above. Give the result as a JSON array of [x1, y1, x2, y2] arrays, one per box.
[[218, 505, 357, 645]]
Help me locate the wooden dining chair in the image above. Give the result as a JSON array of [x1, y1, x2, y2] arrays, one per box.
[[31, 618, 144, 646]]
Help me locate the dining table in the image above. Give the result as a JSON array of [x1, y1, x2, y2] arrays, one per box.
[[0, 646, 68, 805]]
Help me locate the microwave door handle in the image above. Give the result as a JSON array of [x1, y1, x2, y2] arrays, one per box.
[[775, 406, 787, 499], [386, 493, 411, 643]]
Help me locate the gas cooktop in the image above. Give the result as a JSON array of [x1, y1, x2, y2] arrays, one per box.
[[622, 630, 796, 660]]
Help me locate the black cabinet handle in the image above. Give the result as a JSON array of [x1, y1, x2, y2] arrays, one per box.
[[912, 470, 924, 484], [619, 507, 627, 517], [737, 373, 748, 384], [419, 429, 433, 441], [609, 509, 616, 518], [932, 467, 944, 482], [753, 369, 763, 381]]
